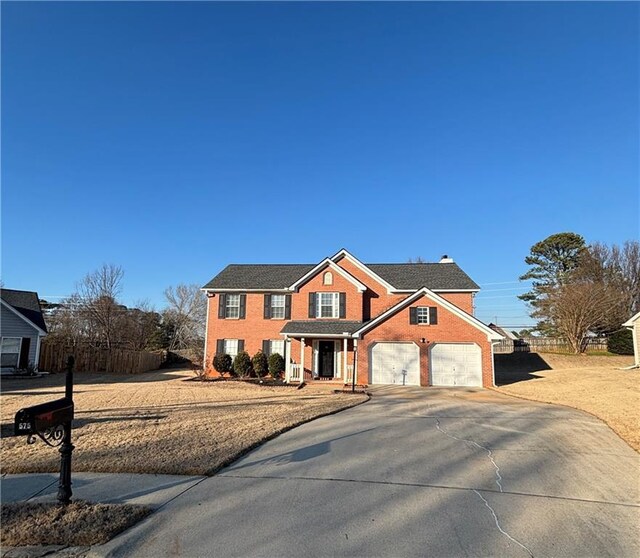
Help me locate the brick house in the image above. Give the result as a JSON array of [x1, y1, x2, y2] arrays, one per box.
[[202, 249, 502, 388]]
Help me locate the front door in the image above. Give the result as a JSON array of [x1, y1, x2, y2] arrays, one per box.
[[318, 341, 335, 378]]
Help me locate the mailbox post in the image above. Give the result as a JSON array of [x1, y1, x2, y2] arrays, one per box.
[[14, 356, 75, 505]]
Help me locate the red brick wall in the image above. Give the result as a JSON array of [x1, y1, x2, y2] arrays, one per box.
[[438, 292, 474, 314], [356, 294, 494, 388]]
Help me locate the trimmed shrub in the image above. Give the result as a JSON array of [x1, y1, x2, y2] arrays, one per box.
[[213, 353, 232, 377], [233, 351, 252, 378], [268, 353, 285, 378], [607, 329, 634, 355], [252, 351, 269, 378]]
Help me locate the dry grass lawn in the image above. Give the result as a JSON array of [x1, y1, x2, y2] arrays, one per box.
[[1, 369, 367, 475], [496, 354, 639, 452], [1, 501, 151, 547]]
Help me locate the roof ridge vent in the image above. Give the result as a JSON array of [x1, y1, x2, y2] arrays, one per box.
[[439, 255, 454, 263]]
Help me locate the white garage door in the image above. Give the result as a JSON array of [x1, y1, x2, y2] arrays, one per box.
[[430, 343, 482, 387], [371, 343, 420, 386]]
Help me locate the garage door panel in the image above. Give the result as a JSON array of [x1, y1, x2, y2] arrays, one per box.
[[430, 343, 482, 387], [371, 343, 420, 386]]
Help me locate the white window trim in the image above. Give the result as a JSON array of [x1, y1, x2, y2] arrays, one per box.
[[1, 337, 22, 369], [225, 294, 240, 319], [416, 306, 430, 325], [317, 292, 340, 319], [271, 294, 286, 320], [224, 339, 239, 358], [270, 339, 285, 357]]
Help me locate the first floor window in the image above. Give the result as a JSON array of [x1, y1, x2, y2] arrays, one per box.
[[1, 337, 21, 368], [224, 339, 239, 358], [417, 307, 430, 325], [225, 294, 240, 319], [271, 295, 285, 319], [270, 340, 285, 357]]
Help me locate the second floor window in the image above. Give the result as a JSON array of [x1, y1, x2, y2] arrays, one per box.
[[226, 294, 240, 319], [318, 292, 339, 318], [271, 295, 285, 319], [417, 307, 429, 324]]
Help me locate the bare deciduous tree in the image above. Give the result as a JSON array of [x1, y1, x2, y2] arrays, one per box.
[[162, 284, 206, 353], [75, 264, 124, 349]]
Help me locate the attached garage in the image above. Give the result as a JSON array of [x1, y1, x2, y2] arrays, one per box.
[[430, 343, 482, 387], [370, 342, 420, 386]]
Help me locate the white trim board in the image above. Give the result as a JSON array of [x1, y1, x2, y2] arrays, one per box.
[[352, 287, 503, 342], [288, 259, 367, 293]]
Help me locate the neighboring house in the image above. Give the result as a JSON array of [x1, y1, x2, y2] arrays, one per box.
[[0, 288, 48, 372], [622, 311, 640, 368], [488, 324, 518, 341], [203, 249, 502, 388]]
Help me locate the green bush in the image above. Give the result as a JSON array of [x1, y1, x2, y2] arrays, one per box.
[[268, 353, 285, 378], [252, 351, 269, 378], [233, 351, 252, 378], [213, 353, 232, 377], [607, 329, 634, 355]]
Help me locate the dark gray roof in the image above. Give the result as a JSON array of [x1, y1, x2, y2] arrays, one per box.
[[203, 264, 314, 290], [203, 261, 479, 291], [281, 321, 364, 335], [367, 263, 480, 290], [0, 288, 48, 332]]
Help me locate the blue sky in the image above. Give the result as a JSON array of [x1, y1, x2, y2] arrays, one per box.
[[2, 2, 638, 328]]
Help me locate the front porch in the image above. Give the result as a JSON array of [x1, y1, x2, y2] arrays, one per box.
[[283, 334, 358, 385]]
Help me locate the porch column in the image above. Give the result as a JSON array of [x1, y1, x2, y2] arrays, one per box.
[[300, 337, 305, 381], [352, 339, 359, 390], [343, 338, 348, 381], [284, 336, 290, 383]]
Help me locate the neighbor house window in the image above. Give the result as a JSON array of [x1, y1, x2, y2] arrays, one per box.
[[225, 294, 240, 319], [271, 295, 285, 319], [1, 337, 21, 368], [318, 292, 340, 318], [416, 307, 430, 325], [270, 340, 285, 357], [224, 339, 239, 358]]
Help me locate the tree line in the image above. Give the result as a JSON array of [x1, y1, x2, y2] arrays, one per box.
[[519, 233, 639, 353], [43, 264, 206, 357]]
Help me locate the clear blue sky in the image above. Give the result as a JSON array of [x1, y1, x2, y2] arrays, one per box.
[[2, 2, 638, 328]]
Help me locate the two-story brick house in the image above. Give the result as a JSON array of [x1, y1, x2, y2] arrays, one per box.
[[203, 249, 502, 388]]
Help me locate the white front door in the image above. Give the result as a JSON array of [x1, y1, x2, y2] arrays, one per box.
[[430, 343, 482, 387], [371, 342, 420, 386]]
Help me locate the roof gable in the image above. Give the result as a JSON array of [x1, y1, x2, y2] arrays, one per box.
[[0, 288, 48, 333], [289, 259, 367, 292], [352, 287, 502, 341]]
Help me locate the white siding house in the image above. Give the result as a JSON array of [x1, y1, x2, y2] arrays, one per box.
[[622, 311, 640, 368]]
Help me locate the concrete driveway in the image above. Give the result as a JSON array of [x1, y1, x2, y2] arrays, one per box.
[[94, 386, 639, 558]]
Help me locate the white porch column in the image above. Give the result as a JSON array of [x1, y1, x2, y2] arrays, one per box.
[[343, 338, 348, 380], [300, 338, 305, 382], [284, 336, 291, 383], [353, 339, 359, 387]]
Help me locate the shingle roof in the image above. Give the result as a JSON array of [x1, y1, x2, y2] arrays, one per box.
[[203, 261, 479, 291], [367, 263, 480, 290], [281, 321, 364, 335], [0, 288, 48, 332], [203, 264, 314, 290]]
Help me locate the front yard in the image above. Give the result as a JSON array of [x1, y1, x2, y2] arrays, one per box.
[[496, 354, 639, 452], [1, 369, 367, 475]]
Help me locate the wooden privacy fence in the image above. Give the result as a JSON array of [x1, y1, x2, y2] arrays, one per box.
[[39, 342, 164, 374], [493, 337, 608, 354]]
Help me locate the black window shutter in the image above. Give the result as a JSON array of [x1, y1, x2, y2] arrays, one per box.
[[309, 292, 316, 318], [409, 307, 418, 325], [239, 294, 246, 319], [429, 307, 438, 325], [339, 292, 346, 319], [262, 340, 270, 356], [238, 339, 245, 352], [216, 339, 224, 354], [218, 295, 226, 319], [264, 294, 272, 319], [285, 294, 292, 319]]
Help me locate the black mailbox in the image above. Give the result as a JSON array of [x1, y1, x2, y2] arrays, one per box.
[[15, 398, 74, 436]]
